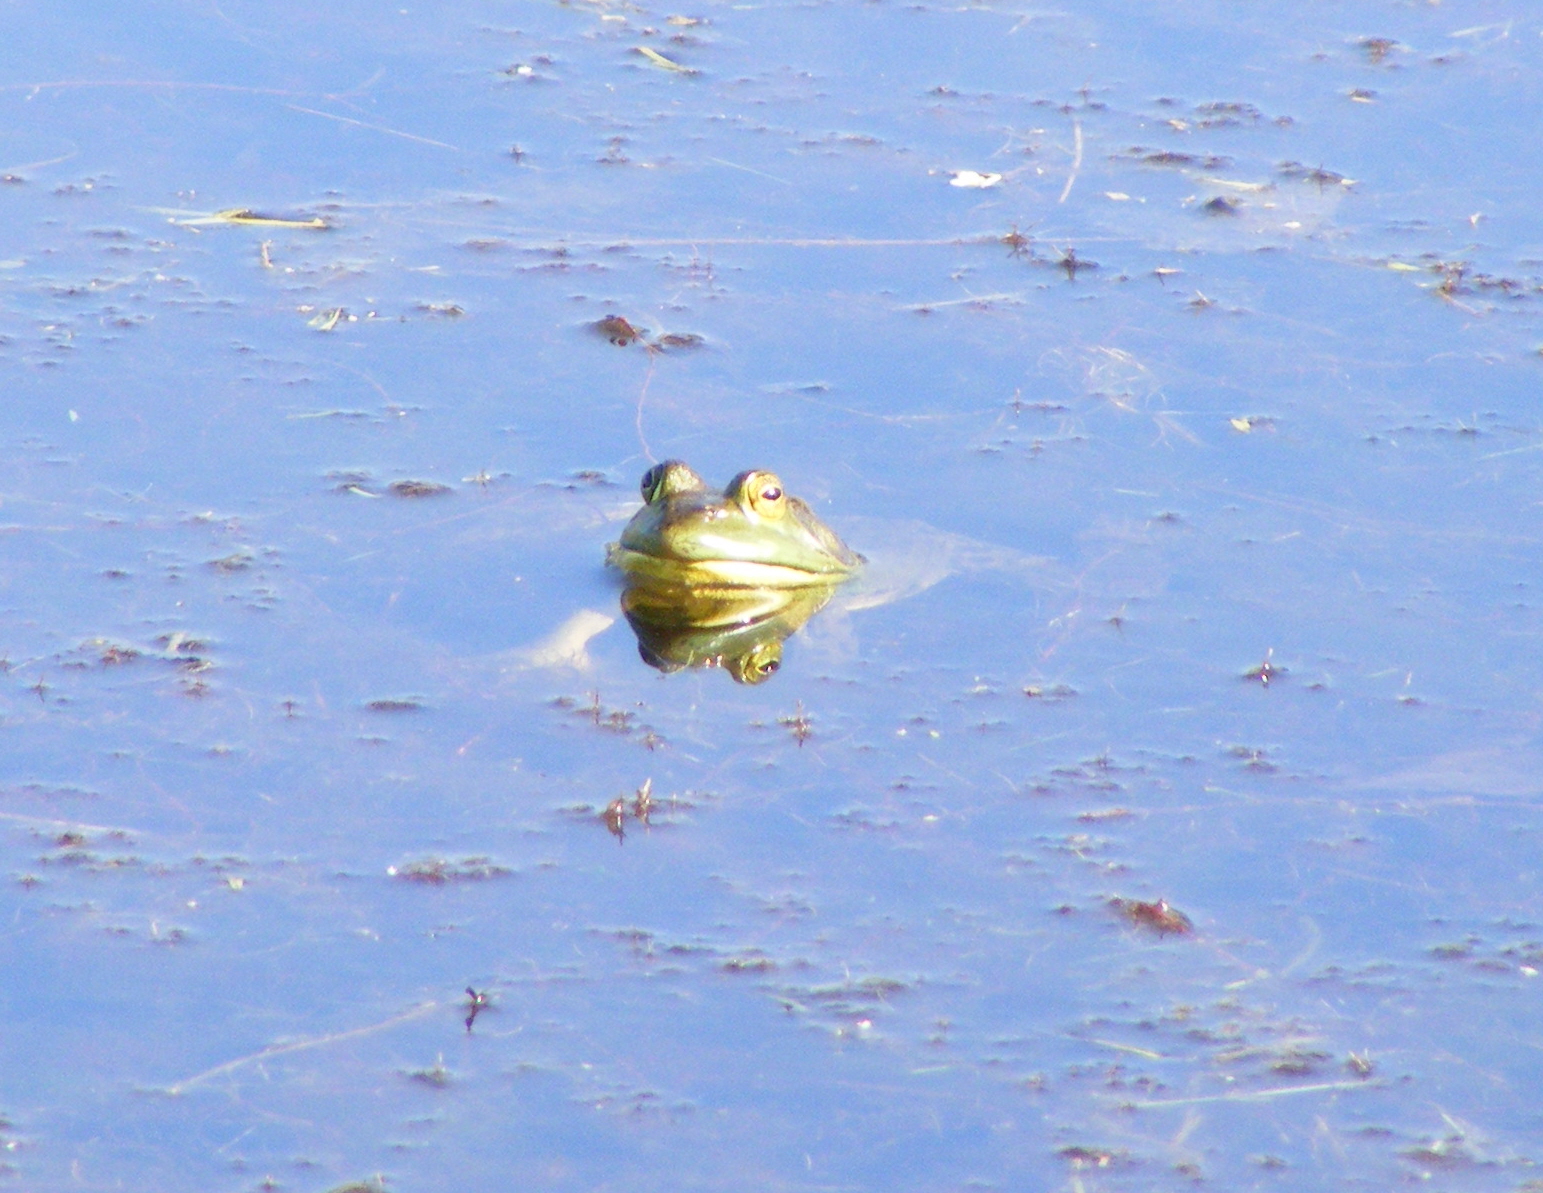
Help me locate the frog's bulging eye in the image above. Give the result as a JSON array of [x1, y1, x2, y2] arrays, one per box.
[[744, 472, 786, 517], [642, 459, 705, 503], [640, 464, 668, 502], [727, 468, 791, 518]]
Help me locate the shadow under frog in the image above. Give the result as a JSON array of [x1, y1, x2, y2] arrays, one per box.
[[606, 461, 863, 685]]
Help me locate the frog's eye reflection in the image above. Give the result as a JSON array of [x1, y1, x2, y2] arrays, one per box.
[[760, 486, 783, 503]]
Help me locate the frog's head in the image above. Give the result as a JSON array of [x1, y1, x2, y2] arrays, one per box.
[[608, 460, 862, 588]]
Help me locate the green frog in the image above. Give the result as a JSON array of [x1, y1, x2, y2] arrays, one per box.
[[606, 460, 862, 590]]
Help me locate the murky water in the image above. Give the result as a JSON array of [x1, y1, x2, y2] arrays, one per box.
[[3, 1, 1542, 1189]]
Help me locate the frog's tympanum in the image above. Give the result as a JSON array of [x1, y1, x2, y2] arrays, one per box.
[[606, 461, 861, 683]]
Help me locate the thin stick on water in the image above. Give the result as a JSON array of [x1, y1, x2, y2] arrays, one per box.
[[1125, 1079, 1374, 1109], [161, 1001, 440, 1095], [635, 351, 658, 464], [285, 104, 460, 150], [1058, 117, 1083, 204]]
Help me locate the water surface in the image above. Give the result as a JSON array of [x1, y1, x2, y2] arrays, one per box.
[[3, 1, 1542, 1189]]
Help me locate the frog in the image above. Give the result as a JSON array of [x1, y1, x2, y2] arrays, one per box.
[[605, 460, 863, 591], [500, 466, 1063, 681]]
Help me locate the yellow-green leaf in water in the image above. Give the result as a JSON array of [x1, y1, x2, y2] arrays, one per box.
[[212, 208, 329, 229], [634, 45, 697, 74]]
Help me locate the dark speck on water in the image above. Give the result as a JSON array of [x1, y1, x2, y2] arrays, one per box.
[[388, 858, 512, 885], [463, 986, 490, 1032], [5, 0, 1543, 1188], [653, 331, 703, 350], [388, 479, 453, 497], [366, 697, 424, 712], [1360, 37, 1399, 65], [1242, 651, 1284, 686]]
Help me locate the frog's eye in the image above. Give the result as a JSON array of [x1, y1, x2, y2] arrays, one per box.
[[745, 474, 786, 517], [640, 463, 668, 502], [642, 460, 704, 502]]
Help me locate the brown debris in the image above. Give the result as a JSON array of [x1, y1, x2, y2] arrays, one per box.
[[1111, 897, 1194, 935]]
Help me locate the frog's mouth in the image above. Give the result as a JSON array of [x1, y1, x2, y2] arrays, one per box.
[[606, 543, 858, 588]]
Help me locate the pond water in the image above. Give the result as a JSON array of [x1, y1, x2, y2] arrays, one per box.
[[3, 1, 1542, 1189]]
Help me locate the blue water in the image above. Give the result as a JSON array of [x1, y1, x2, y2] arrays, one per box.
[[2, 1, 1541, 1189]]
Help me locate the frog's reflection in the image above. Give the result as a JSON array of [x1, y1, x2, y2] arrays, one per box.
[[619, 580, 838, 684]]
